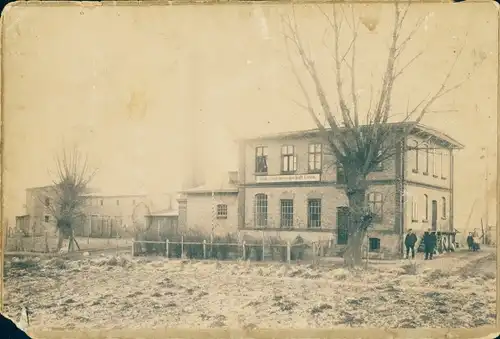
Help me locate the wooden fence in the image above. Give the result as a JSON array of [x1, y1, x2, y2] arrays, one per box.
[[132, 237, 335, 263]]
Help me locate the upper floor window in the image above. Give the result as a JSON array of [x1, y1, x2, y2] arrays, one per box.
[[430, 148, 437, 177], [373, 150, 384, 172], [216, 204, 228, 219], [44, 197, 50, 207], [116, 200, 120, 206], [254, 194, 268, 227], [308, 143, 322, 172], [441, 152, 448, 179], [281, 145, 297, 174], [434, 151, 442, 178], [411, 140, 419, 173], [100, 199, 104, 206], [367, 192, 383, 222], [424, 144, 429, 175], [255, 146, 268, 173]]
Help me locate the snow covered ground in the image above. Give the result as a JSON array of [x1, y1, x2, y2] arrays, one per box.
[[3, 249, 496, 330]]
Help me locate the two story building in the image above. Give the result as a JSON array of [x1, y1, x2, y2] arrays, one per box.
[[16, 186, 178, 238], [236, 123, 463, 254]]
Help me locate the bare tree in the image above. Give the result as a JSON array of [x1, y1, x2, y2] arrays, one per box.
[[283, 1, 476, 267], [41, 147, 97, 252]]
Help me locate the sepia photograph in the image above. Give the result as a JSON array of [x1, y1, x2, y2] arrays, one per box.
[[1, 1, 498, 337]]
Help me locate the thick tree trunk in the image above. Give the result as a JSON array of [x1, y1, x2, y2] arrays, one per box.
[[343, 182, 368, 268], [56, 230, 64, 252]]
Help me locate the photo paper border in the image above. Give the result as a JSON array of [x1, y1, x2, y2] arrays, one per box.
[[0, 1, 499, 338]]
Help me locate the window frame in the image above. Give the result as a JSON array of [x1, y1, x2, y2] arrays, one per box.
[[254, 194, 268, 227], [411, 140, 419, 173], [440, 152, 448, 180], [423, 194, 429, 221], [423, 144, 429, 175], [367, 192, 383, 223], [369, 237, 381, 252], [216, 203, 228, 219], [255, 146, 269, 174], [411, 197, 419, 222], [280, 199, 294, 228], [281, 145, 297, 174], [307, 198, 322, 228], [308, 143, 323, 173], [441, 197, 447, 220], [336, 162, 346, 184]]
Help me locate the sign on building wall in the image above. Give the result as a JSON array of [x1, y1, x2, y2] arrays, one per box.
[[255, 173, 320, 183]]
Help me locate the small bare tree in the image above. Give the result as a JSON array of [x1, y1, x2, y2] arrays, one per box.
[[41, 148, 96, 252], [283, 1, 477, 267]]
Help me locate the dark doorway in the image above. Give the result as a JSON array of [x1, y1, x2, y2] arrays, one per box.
[[431, 200, 438, 231], [337, 206, 349, 245]]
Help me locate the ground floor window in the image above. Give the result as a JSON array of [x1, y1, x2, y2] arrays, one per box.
[[280, 199, 294, 228], [254, 194, 268, 227], [307, 199, 322, 228], [369, 237, 381, 252], [217, 204, 228, 219]]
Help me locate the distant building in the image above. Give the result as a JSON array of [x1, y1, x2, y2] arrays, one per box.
[[16, 186, 177, 238], [144, 208, 179, 239]]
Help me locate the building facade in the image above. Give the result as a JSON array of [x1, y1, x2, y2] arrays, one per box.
[[177, 171, 239, 236], [236, 124, 463, 253], [17, 187, 177, 238]]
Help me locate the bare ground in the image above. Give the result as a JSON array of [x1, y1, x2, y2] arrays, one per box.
[[3, 249, 496, 330]]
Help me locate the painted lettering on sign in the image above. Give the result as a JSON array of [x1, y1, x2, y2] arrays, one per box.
[[255, 174, 320, 183]]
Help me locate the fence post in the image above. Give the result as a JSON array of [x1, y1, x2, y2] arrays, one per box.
[[181, 236, 184, 258], [203, 240, 207, 259], [262, 236, 265, 261], [166, 239, 170, 258], [312, 242, 316, 265], [44, 231, 49, 253], [131, 240, 135, 257], [242, 241, 246, 260], [286, 241, 291, 264]]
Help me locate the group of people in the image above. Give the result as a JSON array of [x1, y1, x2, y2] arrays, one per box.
[[404, 228, 483, 260], [466, 232, 481, 251], [404, 228, 437, 260]]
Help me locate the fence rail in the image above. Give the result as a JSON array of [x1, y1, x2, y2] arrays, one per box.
[[131, 236, 330, 263]]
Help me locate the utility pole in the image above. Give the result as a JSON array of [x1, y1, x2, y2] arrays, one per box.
[[481, 147, 489, 244]]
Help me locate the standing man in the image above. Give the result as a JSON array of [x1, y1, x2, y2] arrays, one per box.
[[423, 228, 437, 260], [404, 229, 418, 259], [466, 232, 474, 251]]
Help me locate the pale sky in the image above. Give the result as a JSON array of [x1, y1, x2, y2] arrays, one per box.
[[2, 2, 497, 228]]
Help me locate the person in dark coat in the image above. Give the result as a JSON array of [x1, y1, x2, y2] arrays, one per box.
[[404, 229, 418, 259], [423, 228, 437, 260], [466, 232, 474, 251]]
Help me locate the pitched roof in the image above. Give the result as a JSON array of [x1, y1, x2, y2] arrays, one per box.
[[238, 122, 464, 149]]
